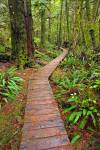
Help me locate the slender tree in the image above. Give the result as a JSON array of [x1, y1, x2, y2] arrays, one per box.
[[58, 0, 64, 48], [85, 0, 96, 49], [65, 0, 70, 41], [79, 0, 86, 48], [40, 5, 46, 48], [48, 0, 51, 43], [24, 0, 34, 57]]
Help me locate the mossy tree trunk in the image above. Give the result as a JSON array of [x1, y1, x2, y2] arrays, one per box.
[[24, 0, 34, 57], [65, 0, 70, 41], [58, 0, 63, 48], [79, 0, 86, 48], [8, 0, 19, 58], [85, 0, 96, 49], [8, 0, 33, 69], [48, 0, 51, 43], [40, 6, 46, 48]]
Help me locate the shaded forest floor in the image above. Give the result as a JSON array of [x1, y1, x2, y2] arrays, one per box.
[[0, 66, 35, 150], [50, 81, 93, 150], [0, 49, 59, 149], [0, 48, 100, 150]]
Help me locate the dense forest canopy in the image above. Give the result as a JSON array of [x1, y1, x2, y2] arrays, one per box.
[[0, 0, 100, 52]]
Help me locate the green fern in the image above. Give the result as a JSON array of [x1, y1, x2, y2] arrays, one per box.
[[0, 67, 23, 107]]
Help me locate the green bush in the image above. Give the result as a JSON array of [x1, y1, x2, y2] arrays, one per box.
[[91, 79, 100, 89], [52, 68, 87, 90], [35, 50, 51, 62], [0, 45, 5, 53], [0, 67, 23, 108], [64, 95, 99, 129], [60, 54, 79, 68]]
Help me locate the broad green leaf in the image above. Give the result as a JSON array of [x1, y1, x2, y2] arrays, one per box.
[[91, 114, 96, 127], [68, 112, 77, 122], [71, 134, 81, 144], [87, 110, 92, 116], [74, 112, 82, 124], [79, 117, 87, 129], [64, 105, 76, 113], [67, 96, 78, 103], [83, 109, 87, 116]]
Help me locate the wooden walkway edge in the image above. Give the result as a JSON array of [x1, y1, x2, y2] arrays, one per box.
[[20, 49, 70, 150]]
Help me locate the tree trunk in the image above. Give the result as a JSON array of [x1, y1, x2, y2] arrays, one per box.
[[72, 0, 79, 50], [24, 0, 34, 57], [89, 29, 96, 49], [99, 19, 100, 43], [48, 0, 51, 43], [40, 6, 46, 48], [58, 0, 63, 48], [8, 0, 28, 69], [79, 0, 86, 48], [8, 0, 34, 69], [8, 0, 18, 58], [85, 0, 96, 49], [65, 0, 69, 41]]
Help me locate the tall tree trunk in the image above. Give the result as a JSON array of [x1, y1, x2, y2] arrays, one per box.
[[85, 0, 96, 48], [92, 0, 100, 22], [8, 0, 18, 57], [99, 19, 100, 43], [40, 6, 46, 48], [89, 29, 96, 49], [8, 0, 28, 69], [58, 0, 63, 48], [79, 0, 86, 48], [24, 0, 34, 57], [72, 0, 79, 49], [56, 14, 59, 45], [85, 0, 91, 21], [48, 0, 51, 43], [8, 0, 34, 69], [65, 0, 69, 41]]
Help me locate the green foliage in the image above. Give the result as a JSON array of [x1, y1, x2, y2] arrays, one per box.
[[60, 54, 77, 68], [91, 79, 100, 89], [35, 50, 52, 62], [51, 68, 87, 90], [34, 37, 40, 46], [0, 45, 5, 53], [0, 67, 23, 108], [71, 134, 81, 144], [51, 49, 100, 144], [64, 95, 99, 129], [52, 75, 76, 89]]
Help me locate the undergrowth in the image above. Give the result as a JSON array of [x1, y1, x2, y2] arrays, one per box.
[[51, 50, 100, 147]]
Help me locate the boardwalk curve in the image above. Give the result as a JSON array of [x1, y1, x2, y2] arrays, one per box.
[[20, 49, 70, 150]]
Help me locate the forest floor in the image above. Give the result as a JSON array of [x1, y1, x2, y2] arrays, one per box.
[[0, 49, 57, 149], [0, 49, 99, 150], [50, 81, 93, 150], [0, 62, 37, 150]]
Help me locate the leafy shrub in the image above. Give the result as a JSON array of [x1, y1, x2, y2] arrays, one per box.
[[0, 67, 23, 108], [52, 68, 87, 90], [90, 65, 100, 93], [35, 50, 51, 62], [91, 79, 100, 89], [64, 95, 99, 129], [71, 134, 81, 144], [0, 45, 5, 53], [46, 50, 60, 59], [45, 42, 56, 51], [60, 54, 79, 68], [34, 37, 40, 46]]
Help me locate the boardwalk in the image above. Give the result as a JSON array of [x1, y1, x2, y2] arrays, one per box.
[[20, 49, 70, 150]]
